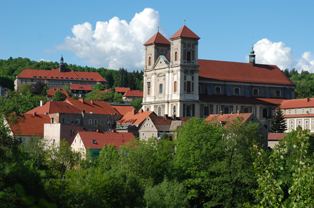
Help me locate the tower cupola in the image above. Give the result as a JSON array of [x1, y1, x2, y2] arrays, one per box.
[[249, 47, 256, 66], [58, 55, 66, 72]]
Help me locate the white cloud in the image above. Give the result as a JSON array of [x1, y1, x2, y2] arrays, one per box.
[[249, 38, 314, 72], [57, 8, 166, 70], [39, 58, 50, 62]]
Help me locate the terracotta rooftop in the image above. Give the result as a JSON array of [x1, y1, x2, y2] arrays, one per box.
[[17, 68, 106, 82], [199, 60, 294, 86], [76, 131, 134, 149], [66, 98, 119, 115], [26, 101, 81, 115], [70, 84, 93, 91], [170, 25, 200, 40], [47, 88, 69, 98], [144, 32, 171, 46], [117, 110, 155, 126], [115, 87, 130, 93], [123, 90, 143, 97], [268, 133, 287, 141], [206, 113, 253, 126], [111, 105, 135, 116], [199, 94, 285, 105], [280, 98, 314, 109], [7, 114, 51, 136]]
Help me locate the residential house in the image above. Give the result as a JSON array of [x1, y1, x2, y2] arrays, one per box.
[[71, 131, 134, 158], [47, 88, 69, 98], [268, 133, 287, 149], [0, 85, 8, 97], [123, 90, 143, 102], [70, 84, 93, 97], [115, 87, 130, 95]]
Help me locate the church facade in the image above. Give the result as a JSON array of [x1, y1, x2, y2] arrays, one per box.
[[142, 25, 296, 128]]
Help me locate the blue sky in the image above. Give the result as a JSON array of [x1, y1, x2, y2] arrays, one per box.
[[1, 0, 314, 72]]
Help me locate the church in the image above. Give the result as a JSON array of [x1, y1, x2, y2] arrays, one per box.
[[142, 25, 295, 128]]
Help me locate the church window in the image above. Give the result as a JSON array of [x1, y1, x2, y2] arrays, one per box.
[[174, 81, 177, 92], [175, 52, 178, 61], [148, 57, 151, 66], [187, 51, 191, 61], [159, 84, 163, 94], [234, 87, 240, 95], [147, 82, 151, 95], [173, 106, 176, 116], [275, 90, 281, 97], [215, 86, 221, 94], [253, 88, 259, 96], [158, 106, 162, 116], [186, 81, 191, 93]]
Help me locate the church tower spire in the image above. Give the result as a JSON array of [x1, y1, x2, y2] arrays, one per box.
[[249, 47, 256, 66], [58, 55, 66, 72]]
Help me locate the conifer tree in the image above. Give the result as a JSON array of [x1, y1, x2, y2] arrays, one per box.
[[271, 107, 287, 133]]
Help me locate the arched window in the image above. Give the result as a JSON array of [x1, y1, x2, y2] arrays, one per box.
[[234, 87, 240, 95], [215, 86, 221, 94], [158, 106, 162, 116], [174, 81, 177, 92], [159, 84, 163, 94], [173, 106, 176, 116], [148, 57, 151, 66], [253, 88, 259, 96], [187, 51, 191, 61], [175, 52, 178, 61], [276, 90, 281, 97]]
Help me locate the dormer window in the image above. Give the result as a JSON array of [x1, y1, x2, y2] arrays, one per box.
[[85, 78, 88, 80], [60, 77, 62, 79], [70, 77, 73, 79], [75, 77, 78, 80], [44, 76, 46, 78], [215, 86, 221, 94], [38, 76, 41, 78], [90, 78, 92, 80], [92, 140, 97, 144], [80, 78, 83, 80], [65, 77, 68, 79], [33, 76, 36, 78], [55, 76, 58, 79], [234, 87, 240, 95], [50, 76, 53, 78]]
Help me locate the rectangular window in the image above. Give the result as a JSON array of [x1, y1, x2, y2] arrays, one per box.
[[204, 106, 209, 117], [288, 110, 291, 115], [75, 119, 80, 124], [187, 81, 191, 92], [305, 120, 309, 128], [290, 120, 293, 128], [310, 109, 312, 114], [174, 81, 177, 92], [302, 109, 305, 114], [298, 120, 301, 127], [295, 109, 297, 114], [159, 84, 163, 94], [89, 119, 92, 125], [147, 82, 151, 95], [94, 119, 98, 125]]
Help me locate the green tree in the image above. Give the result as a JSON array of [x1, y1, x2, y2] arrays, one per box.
[[30, 81, 47, 96], [129, 98, 142, 111], [93, 83, 105, 91], [52, 91, 66, 101], [17, 84, 32, 94], [271, 107, 287, 133]]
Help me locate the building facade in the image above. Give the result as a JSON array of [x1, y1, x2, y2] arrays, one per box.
[[14, 57, 107, 91], [142, 25, 295, 129]]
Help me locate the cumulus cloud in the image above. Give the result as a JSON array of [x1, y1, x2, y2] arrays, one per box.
[[57, 8, 167, 70], [249, 38, 314, 72]]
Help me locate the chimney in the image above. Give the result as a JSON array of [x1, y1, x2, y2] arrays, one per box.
[[132, 109, 137, 115], [307, 97, 310, 102], [139, 109, 143, 113], [40, 100, 44, 106], [81, 110, 85, 118], [220, 111, 223, 115], [33, 112, 37, 117], [96, 129, 99, 133], [91, 100, 94, 105], [237, 110, 240, 115], [111, 130, 114, 132], [164, 114, 168, 118], [79, 98, 84, 103]]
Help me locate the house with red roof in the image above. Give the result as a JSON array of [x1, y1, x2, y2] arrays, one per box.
[[142, 25, 295, 130], [268, 133, 287, 148], [70, 84, 93, 97], [122, 90, 143, 102], [71, 131, 134, 158], [116, 109, 156, 137], [279, 97, 314, 133], [114, 87, 130, 95], [47, 88, 69, 98], [14, 56, 106, 91], [111, 104, 135, 116], [138, 114, 189, 140]]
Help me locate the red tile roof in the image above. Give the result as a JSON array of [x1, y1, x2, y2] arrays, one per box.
[[115, 87, 130, 93], [170, 25, 200, 40], [77, 131, 134, 149], [268, 133, 287, 141], [17, 68, 106, 82], [206, 113, 253, 126], [283, 114, 314, 118], [7, 114, 51, 136], [70, 84, 93, 91], [200, 94, 285, 105], [47, 88, 69, 98], [26, 101, 81, 115], [66, 98, 119, 115], [117, 110, 155, 126], [199, 60, 294, 86], [144, 32, 171, 46], [150, 115, 173, 125], [280, 98, 314, 109], [123, 90, 143, 97], [111, 105, 135, 116]]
